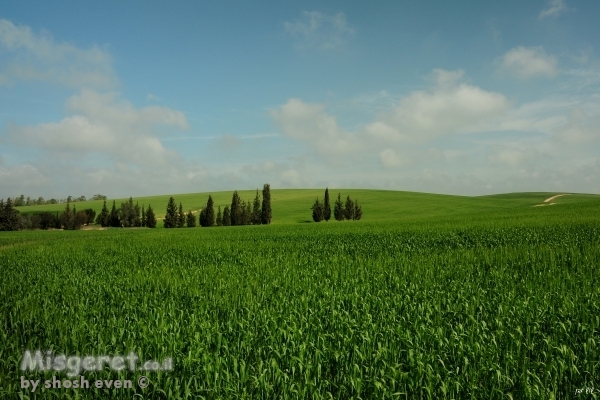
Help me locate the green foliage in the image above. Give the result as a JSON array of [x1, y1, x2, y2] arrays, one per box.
[[163, 197, 178, 228], [323, 188, 331, 221], [222, 205, 231, 226], [177, 203, 185, 228], [200, 195, 215, 227], [60, 201, 77, 230], [230, 191, 242, 226], [141, 206, 146, 227], [0, 198, 22, 231], [96, 200, 110, 227], [186, 210, 196, 228], [216, 206, 223, 226], [261, 183, 272, 224], [334, 192, 345, 221], [241, 200, 251, 225], [344, 195, 355, 221], [120, 197, 137, 227], [311, 197, 324, 222], [84, 208, 96, 225], [109, 200, 121, 228], [145, 204, 157, 228], [353, 200, 363, 220], [252, 190, 262, 225]]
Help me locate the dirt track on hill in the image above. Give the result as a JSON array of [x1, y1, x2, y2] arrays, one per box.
[[544, 194, 569, 203]]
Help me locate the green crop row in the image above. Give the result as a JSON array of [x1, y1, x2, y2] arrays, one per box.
[[1, 218, 600, 398]]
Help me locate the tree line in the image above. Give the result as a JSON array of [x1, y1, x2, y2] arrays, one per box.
[[7, 194, 107, 207], [0, 198, 98, 231], [163, 184, 272, 228], [0, 184, 271, 231], [95, 197, 157, 228], [311, 188, 362, 222]]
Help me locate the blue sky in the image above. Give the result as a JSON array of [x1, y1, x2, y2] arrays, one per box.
[[1, 0, 599, 198]]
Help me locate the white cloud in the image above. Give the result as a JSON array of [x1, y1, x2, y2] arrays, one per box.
[[284, 11, 354, 49], [555, 108, 600, 143], [379, 149, 407, 168], [10, 89, 189, 167], [366, 69, 511, 143], [539, 0, 568, 19], [0, 19, 117, 89], [270, 98, 362, 156], [498, 46, 558, 79]]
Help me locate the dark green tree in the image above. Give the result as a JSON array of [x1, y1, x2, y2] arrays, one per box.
[[222, 206, 231, 226], [120, 197, 136, 227], [146, 205, 157, 228], [110, 200, 121, 227], [252, 190, 262, 224], [334, 193, 345, 221], [163, 197, 178, 228], [134, 202, 141, 227], [186, 210, 196, 227], [243, 201, 252, 225], [96, 200, 110, 227], [141, 206, 146, 227], [323, 188, 331, 221], [61, 201, 75, 230], [74, 210, 87, 228], [353, 199, 363, 220], [177, 203, 185, 228], [261, 183, 272, 224], [344, 195, 355, 221], [203, 195, 215, 227], [230, 191, 242, 226], [216, 206, 223, 226], [84, 208, 96, 225], [0, 198, 22, 231], [311, 198, 324, 222]]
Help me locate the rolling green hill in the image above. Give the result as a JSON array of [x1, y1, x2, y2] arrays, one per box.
[[13, 189, 600, 228]]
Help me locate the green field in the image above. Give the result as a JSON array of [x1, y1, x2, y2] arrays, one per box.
[[2, 190, 600, 398]]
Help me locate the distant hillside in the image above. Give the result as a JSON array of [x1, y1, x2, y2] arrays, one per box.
[[14, 189, 600, 227]]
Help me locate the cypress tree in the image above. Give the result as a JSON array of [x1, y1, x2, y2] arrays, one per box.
[[261, 183, 272, 224], [186, 210, 196, 227], [323, 188, 331, 221], [0, 198, 22, 231], [243, 201, 252, 225], [252, 190, 262, 224], [164, 197, 178, 228], [334, 193, 345, 221], [120, 198, 134, 227], [311, 198, 324, 222], [230, 191, 241, 226], [177, 202, 185, 228], [110, 200, 121, 227], [134, 201, 141, 227], [205, 195, 215, 227], [146, 205, 157, 228], [222, 206, 231, 226], [216, 206, 223, 226], [97, 200, 110, 227], [199, 208, 206, 227], [344, 195, 355, 221], [353, 200, 363, 220], [141, 206, 146, 227], [61, 201, 75, 230]]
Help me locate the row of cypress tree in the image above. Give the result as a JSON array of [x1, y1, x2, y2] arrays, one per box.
[[96, 198, 157, 228], [164, 184, 272, 228], [312, 188, 363, 222]]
